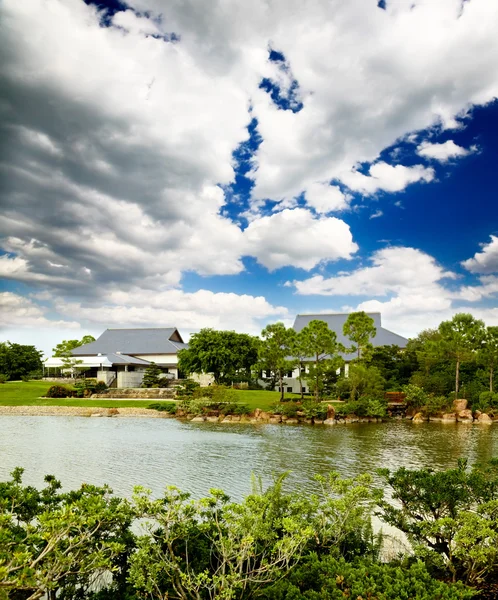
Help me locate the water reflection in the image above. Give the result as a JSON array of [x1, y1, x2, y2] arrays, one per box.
[[1, 417, 497, 500]]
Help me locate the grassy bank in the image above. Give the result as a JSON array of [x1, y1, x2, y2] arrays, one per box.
[[0, 381, 340, 412]]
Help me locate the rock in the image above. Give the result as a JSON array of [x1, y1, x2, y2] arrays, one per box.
[[231, 415, 241, 422], [269, 416, 281, 423], [90, 413, 103, 418], [345, 415, 359, 424], [314, 419, 324, 425], [453, 399, 468, 412], [285, 418, 299, 424], [441, 413, 457, 422], [477, 413, 493, 424], [327, 404, 336, 420], [190, 416, 205, 422], [221, 416, 232, 423], [412, 412, 426, 423], [474, 410, 482, 419], [457, 409, 473, 423], [304, 418, 313, 424], [258, 411, 271, 421], [254, 408, 262, 418], [206, 416, 219, 423], [323, 418, 336, 425]]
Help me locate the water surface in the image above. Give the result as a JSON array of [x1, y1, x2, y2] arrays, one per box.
[[1, 417, 497, 499]]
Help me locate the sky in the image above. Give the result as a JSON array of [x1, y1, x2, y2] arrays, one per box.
[[1, 0, 498, 357]]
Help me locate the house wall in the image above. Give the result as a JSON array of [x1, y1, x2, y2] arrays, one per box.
[[134, 354, 179, 365], [117, 371, 144, 388]]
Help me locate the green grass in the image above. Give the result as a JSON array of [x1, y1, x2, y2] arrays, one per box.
[[0, 381, 169, 409], [0, 381, 343, 412]]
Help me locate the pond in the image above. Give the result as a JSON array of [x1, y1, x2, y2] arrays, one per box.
[[1, 417, 497, 499]]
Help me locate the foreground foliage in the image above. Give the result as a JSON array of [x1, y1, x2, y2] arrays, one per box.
[[3, 462, 498, 599]]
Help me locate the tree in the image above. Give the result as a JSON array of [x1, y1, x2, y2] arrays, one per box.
[[299, 320, 343, 402], [437, 314, 485, 399], [52, 335, 95, 357], [257, 323, 296, 401], [291, 331, 309, 399], [178, 329, 259, 384], [142, 362, 163, 388], [478, 326, 498, 392], [0, 342, 43, 380], [343, 311, 376, 361]]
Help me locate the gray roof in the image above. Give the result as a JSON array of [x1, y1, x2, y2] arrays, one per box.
[[72, 328, 187, 356], [105, 353, 152, 365], [293, 312, 407, 360]]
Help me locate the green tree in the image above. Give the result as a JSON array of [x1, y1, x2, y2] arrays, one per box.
[[347, 363, 386, 401], [366, 344, 418, 389], [437, 314, 486, 399], [257, 323, 296, 401], [52, 335, 96, 357], [478, 326, 498, 392], [290, 331, 309, 399], [343, 311, 376, 361], [142, 362, 163, 388], [0, 467, 132, 600], [299, 320, 343, 401], [178, 329, 259, 385], [0, 342, 43, 380]]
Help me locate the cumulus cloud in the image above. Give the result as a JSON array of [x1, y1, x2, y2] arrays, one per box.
[[339, 163, 435, 196], [416, 139, 475, 162], [292, 247, 455, 296], [462, 235, 498, 274], [0, 292, 80, 330], [305, 183, 350, 213], [244, 208, 358, 270]]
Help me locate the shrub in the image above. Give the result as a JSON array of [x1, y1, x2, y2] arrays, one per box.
[[271, 402, 299, 418], [300, 400, 328, 420], [21, 375, 30, 382], [335, 398, 387, 418], [175, 379, 200, 398], [46, 385, 73, 398], [141, 363, 163, 388], [147, 402, 177, 414], [94, 381, 108, 393], [0, 374, 9, 384], [475, 391, 498, 412], [73, 378, 98, 398], [402, 383, 429, 409], [423, 394, 452, 416], [192, 384, 237, 403]]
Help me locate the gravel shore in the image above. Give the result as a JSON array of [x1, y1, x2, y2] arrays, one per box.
[[0, 406, 171, 418]]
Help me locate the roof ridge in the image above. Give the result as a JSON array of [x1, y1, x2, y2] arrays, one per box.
[[295, 312, 381, 317], [105, 327, 176, 330]]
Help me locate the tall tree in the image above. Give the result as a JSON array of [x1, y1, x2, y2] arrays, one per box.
[[291, 331, 309, 399], [478, 326, 498, 392], [343, 311, 376, 360], [437, 313, 485, 399], [0, 342, 43, 380], [257, 323, 296, 401], [52, 335, 96, 357], [178, 329, 259, 384], [299, 320, 343, 402]]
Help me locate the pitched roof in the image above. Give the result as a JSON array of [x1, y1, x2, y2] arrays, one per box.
[[293, 312, 408, 358], [72, 328, 187, 356]]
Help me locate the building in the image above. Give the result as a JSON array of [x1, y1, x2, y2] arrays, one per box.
[[279, 312, 408, 394], [45, 328, 187, 387]]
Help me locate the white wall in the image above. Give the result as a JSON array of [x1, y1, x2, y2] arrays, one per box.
[[117, 371, 144, 388], [134, 354, 178, 365]]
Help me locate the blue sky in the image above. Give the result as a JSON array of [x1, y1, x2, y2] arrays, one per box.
[[1, 0, 498, 356]]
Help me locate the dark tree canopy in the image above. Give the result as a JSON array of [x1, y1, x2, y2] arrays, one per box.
[[178, 328, 259, 384], [0, 342, 43, 380], [343, 311, 376, 360]]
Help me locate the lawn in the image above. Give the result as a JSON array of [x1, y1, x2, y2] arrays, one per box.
[[0, 381, 340, 412]]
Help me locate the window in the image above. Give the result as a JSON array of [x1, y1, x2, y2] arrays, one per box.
[[287, 386, 292, 393], [302, 387, 306, 393], [287, 370, 293, 378]]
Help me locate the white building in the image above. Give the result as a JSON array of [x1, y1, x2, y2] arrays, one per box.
[[45, 328, 187, 388]]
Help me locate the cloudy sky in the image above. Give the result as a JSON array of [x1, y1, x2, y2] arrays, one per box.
[[1, 0, 498, 356]]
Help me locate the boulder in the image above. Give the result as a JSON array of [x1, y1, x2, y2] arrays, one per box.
[[477, 413, 493, 424], [327, 404, 336, 420], [441, 413, 457, 422], [345, 415, 359, 424], [258, 411, 271, 421], [269, 415, 281, 424], [412, 412, 426, 423], [323, 418, 336, 425], [314, 419, 324, 425], [453, 399, 468, 412], [190, 416, 205, 422], [231, 415, 241, 422], [457, 409, 473, 423], [285, 418, 299, 424], [221, 416, 232, 423], [206, 416, 220, 423]]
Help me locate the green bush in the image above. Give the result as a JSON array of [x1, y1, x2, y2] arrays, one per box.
[[147, 402, 177, 414], [423, 394, 452, 416], [475, 391, 498, 412], [300, 400, 328, 420], [335, 397, 387, 418], [263, 555, 473, 599], [271, 402, 300, 418], [73, 378, 98, 398], [402, 383, 429, 409], [192, 384, 237, 403], [94, 380, 108, 393], [46, 385, 73, 398], [0, 374, 9, 383], [178, 398, 250, 416], [175, 378, 200, 398]]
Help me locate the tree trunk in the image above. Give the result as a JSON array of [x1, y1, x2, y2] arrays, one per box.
[[490, 366, 494, 393], [315, 354, 319, 402], [455, 359, 460, 399], [279, 370, 284, 401]]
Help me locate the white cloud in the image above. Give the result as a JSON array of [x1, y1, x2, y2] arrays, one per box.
[[339, 162, 435, 196], [0, 292, 80, 330], [292, 246, 455, 296], [416, 139, 474, 162], [370, 210, 383, 219], [244, 208, 358, 271], [462, 235, 498, 274], [305, 183, 350, 213]]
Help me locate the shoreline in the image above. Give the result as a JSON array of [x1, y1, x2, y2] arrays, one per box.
[[0, 405, 172, 418]]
